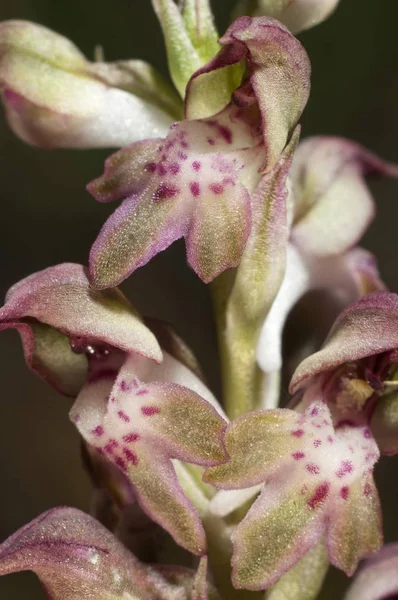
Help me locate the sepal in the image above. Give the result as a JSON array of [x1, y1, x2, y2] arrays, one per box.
[[344, 544, 398, 600]]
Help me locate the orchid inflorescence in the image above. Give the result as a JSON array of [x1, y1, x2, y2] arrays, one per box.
[[0, 1, 397, 599]]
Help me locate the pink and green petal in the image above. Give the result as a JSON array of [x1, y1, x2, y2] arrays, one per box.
[[344, 544, 398, 600], [0, 320, 87, 396], [0, 507, 191, 599], [291, 137, 398, 257], [290, 292, 398, 394], [71, 355, 227, 554], [233, 0, 341, 34], [0, 263, 162, 362], [186, 17, 310, 169], [326, 475, 382, 575], [0, 21, 173, 149]]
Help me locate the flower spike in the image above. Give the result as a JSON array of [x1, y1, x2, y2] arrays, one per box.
[[0, 21, 178, 148]]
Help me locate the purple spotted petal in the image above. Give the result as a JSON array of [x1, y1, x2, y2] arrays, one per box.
[[89, 107, 264, 287], [0, 507, 192, 599], [344, 544, 398, 600], [0, 264, 162, 382], [205, 400, 381, 589], [0, 21, 173, 149], [186, 17, 311, 170], [71, 353, 227, 555], [291, 292, 398, 394], [291, 137, 398, 257]]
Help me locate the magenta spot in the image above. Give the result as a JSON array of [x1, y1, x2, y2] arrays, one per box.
[[207, 137, 215, 146], [364, 428, 371, 439], [104, 439, 119, 455], [123, 447, 139, 466], [307, 483, 330, 510], [327, 435, 334, 444], [72, 414, 80, 423], [158, 164, 168, 176], [181, 140, 189, 149], [313, 439, 322, 448], [292, 429, 304, 438], [119, 380, 129, 392], [311, 407, 319, 416], [306, 463, 321, 475], [218, 125, 233, 144], [123, 433, 140, 444], [178, 152, 188, 161], [92, 425, 104, 437], [209, 183, 224, 195], [364, 482, 372, 497], [154, 184, 179, 201], [292, 451, 305, 461], [192, 161, 201, 171], [336, 460, 353, 478], [141, 406, 161, 416], [115, 456, 127, 472], [145, 162, 157, 173], [110, 396, 116, 403], [136, 388, 149, 396], [340, 486, 350, 500], [118, 410, 130, 423], [165, 139, 175, 150], [190, 182, 201, 197], [169, 163, 180, 175]]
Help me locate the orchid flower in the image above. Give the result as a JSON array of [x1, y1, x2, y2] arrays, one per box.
[[233, 0, 341, 34], [0, 507, 219, 600], [344, 543, 398, 600], [88, 16, 310, 288], [257, 137, 398, 386]]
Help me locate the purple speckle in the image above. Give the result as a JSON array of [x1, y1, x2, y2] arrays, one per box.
[[115, 456, 127, 472], [340, 486, 350, 500], [313, 439, 322, 448], [120, 380, 129, 392], [104, 439, 119, 455], [145, 162, 157, 173], [192, 161, 201, 171], [336, 460, 353, 478], [292, 429, 304, 438], [136, 388, 149, 396], [123, 448, 139, 466], [311, 407, 319, 416], [209, 183, 224, 195], [327, 435, 334, 444], [207, 137, 215, 146], [307, 483, 329, 510], [178, 152, 188, 161], [158, 164, 168, 176], [190, 182, 201, 197], [92, 425, 104, 437], [169, 163, 180, 175], [364, 428, 371, 439], [219, 125, 233, 144], [306, 463, 321, 475], [118, 410, 130, 423], [154, 184, 179, 201], [364, 482, 372, 497], [123, 433, 140, 443], [181, 140, 189, 149], [141, 406, 161, 416], [292, 451, 305, 461], [72, 414, 80, 423]]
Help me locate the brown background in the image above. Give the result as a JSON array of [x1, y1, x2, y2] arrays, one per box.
[[0, 0, 397, 597]]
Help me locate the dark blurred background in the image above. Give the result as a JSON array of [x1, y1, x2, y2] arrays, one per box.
[[0, 1, 397, 598]]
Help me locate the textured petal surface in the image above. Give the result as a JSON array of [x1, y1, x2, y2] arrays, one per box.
[[371, 391, 398, 456], [205, 401, 381, 589], [290, 137, 398, 256], [72, 352, 227, 555], [0, 263, 162, 363], [291, 292, 398, 394], [344, 544, 398, 600], [90, 107, 263, 287], [0, 21, 172, 148], [0, 507, 190, 599], [234, 0, 341, 34], [186, 17, 310, 170]]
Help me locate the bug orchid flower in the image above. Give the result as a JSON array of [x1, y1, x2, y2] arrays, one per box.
[[233, 0, 341, 34], [0, 507, 219, 600], [0, 20, 181, 149], [0, 263, 228, 557], [344, 543, 398, 600], [257, 138, 398, 381], [204, 399, 382, 590], [88, 16, 310, 288], [291, 291, 398, 456]]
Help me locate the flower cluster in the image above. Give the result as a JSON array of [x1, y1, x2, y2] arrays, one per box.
[[0, 1, 397, 599]]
